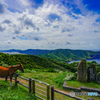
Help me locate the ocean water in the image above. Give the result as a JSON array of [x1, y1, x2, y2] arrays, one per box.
[[68, 59, 100, 64], [1, 52, 100, 64], [2, 52, 22, 54]]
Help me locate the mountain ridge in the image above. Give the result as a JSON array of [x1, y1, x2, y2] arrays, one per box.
[[0, 49, 100, 62]]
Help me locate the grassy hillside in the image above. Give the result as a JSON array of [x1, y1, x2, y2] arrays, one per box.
[[1, 49, 100, 62], [0, 53, 77, 72], [38, 49, 100, 62], [0, 52, 100, 73], [21, 71, 100, 100], [0, 52, 100, 100]]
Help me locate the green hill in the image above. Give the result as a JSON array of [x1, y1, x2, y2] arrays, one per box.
[[1, 49, 100, 62], [0, 53, 77, 72], [38, 49, 100, 62]]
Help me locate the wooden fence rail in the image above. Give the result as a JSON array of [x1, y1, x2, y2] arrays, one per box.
[[51, 86, 84, 100], [3, 73, 85, 100], [14, 73, 49, 100], [14, 73, 32, 93]]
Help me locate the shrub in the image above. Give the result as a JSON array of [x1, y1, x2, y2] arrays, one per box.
[[16, 70, 22, 75], [26, 94, 37, 100], [47, 68, 56, 72], [64, 74, 76, 81], [96, 67, 100, 74], [54, 72, 67, 86], [32, 76, 39, 79], [24, 69, 32, 73]]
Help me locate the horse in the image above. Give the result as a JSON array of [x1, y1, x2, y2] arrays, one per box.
[[0, 64, 24, 86]]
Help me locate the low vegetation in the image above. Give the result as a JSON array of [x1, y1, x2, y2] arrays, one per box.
[[66, 80, 100, 89], [0, 80, 37, 100], [17, 70, 100, 100], [0, 52, 100, 100], [0, 52, 77, 72]]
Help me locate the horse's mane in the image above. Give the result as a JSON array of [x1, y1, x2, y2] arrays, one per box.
[[6, 64, 21, 68], [6, 66, 12, 68]]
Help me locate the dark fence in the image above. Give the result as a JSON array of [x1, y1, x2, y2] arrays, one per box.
[[14, 73, 49, 100], [2, 74, 85, 100], [14, 73, 32, 92], [51, 86, 84, 100]]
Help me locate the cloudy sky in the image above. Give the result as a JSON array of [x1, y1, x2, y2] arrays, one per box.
[[0, 0, 100, 50]]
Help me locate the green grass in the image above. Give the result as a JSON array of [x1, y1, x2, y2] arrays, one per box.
[[21, 71, 68, 89], [65, 80, 100, 100], [66, 80, 100, 89], [0, 74, 77, 100], [20, 71, 100, 100], [20, 71, 77, 100], [0, 80, 37, 100], [0, 51, 100, 100], [1, 71, 100, 100]]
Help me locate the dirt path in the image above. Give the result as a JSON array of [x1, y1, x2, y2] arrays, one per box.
[[0, 77, 70, 95]]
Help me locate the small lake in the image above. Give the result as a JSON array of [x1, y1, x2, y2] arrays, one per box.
[[68, 59, 100, 64]]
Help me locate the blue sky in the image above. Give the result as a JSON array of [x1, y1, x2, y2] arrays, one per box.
[[0, 0, 100, 50]]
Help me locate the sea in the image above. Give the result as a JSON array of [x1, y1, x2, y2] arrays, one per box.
[[1, 52, 100, 64], [2, 52, 22, 54], [68, 59, 100, 64]]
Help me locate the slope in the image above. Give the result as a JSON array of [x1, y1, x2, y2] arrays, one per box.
[[38, 49, 100, 62], [0, 53, 77, 72]]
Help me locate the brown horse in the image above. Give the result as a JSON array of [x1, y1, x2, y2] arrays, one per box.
[[0, 64, 24, 86]]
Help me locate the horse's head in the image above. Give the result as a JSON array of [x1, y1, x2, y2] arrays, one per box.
[[19, 63, 24, 73]]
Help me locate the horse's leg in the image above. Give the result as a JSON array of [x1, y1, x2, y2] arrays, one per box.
[[10, 75, 13, 86]]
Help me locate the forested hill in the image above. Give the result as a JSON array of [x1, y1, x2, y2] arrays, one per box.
[[38, 49, 100, 62], [0, 52, 100, 73], [0, 53, 77, 72], [0, 49, 100, 62]]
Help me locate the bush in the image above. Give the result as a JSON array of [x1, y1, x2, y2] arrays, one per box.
[[47, 68, 56, 72], [24, 69, 32, 73], [96, 67, 100, 74], [26, 94, 37, 100], [64, 74, 76, 81], [32, 76, 39, 79], [0, 61, 8, 67], [16, 70, 22, 75], [54, 72, 67, 86]]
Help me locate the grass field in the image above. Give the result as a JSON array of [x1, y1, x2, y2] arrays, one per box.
[[0, 69, 100, 100], [0, 78, 76, 100], [67, 80, 100, 89], [17, 70, 76, 100], [17, 70, 100, 100], [0, 51, 100, 100], [0, 80, 38, 100]]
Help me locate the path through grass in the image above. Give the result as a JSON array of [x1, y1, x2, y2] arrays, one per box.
[[20, 71, 100, 100], [1, 70, 100, 100]]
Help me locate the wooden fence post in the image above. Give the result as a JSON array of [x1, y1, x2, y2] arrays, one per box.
[[47, 84, 50, 100], [51, 86, 54, 100], [5, 77, 7, 81], [32, 79, 35, 94], [29, 78, 31, 93], [15, 73, 18, 86]]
